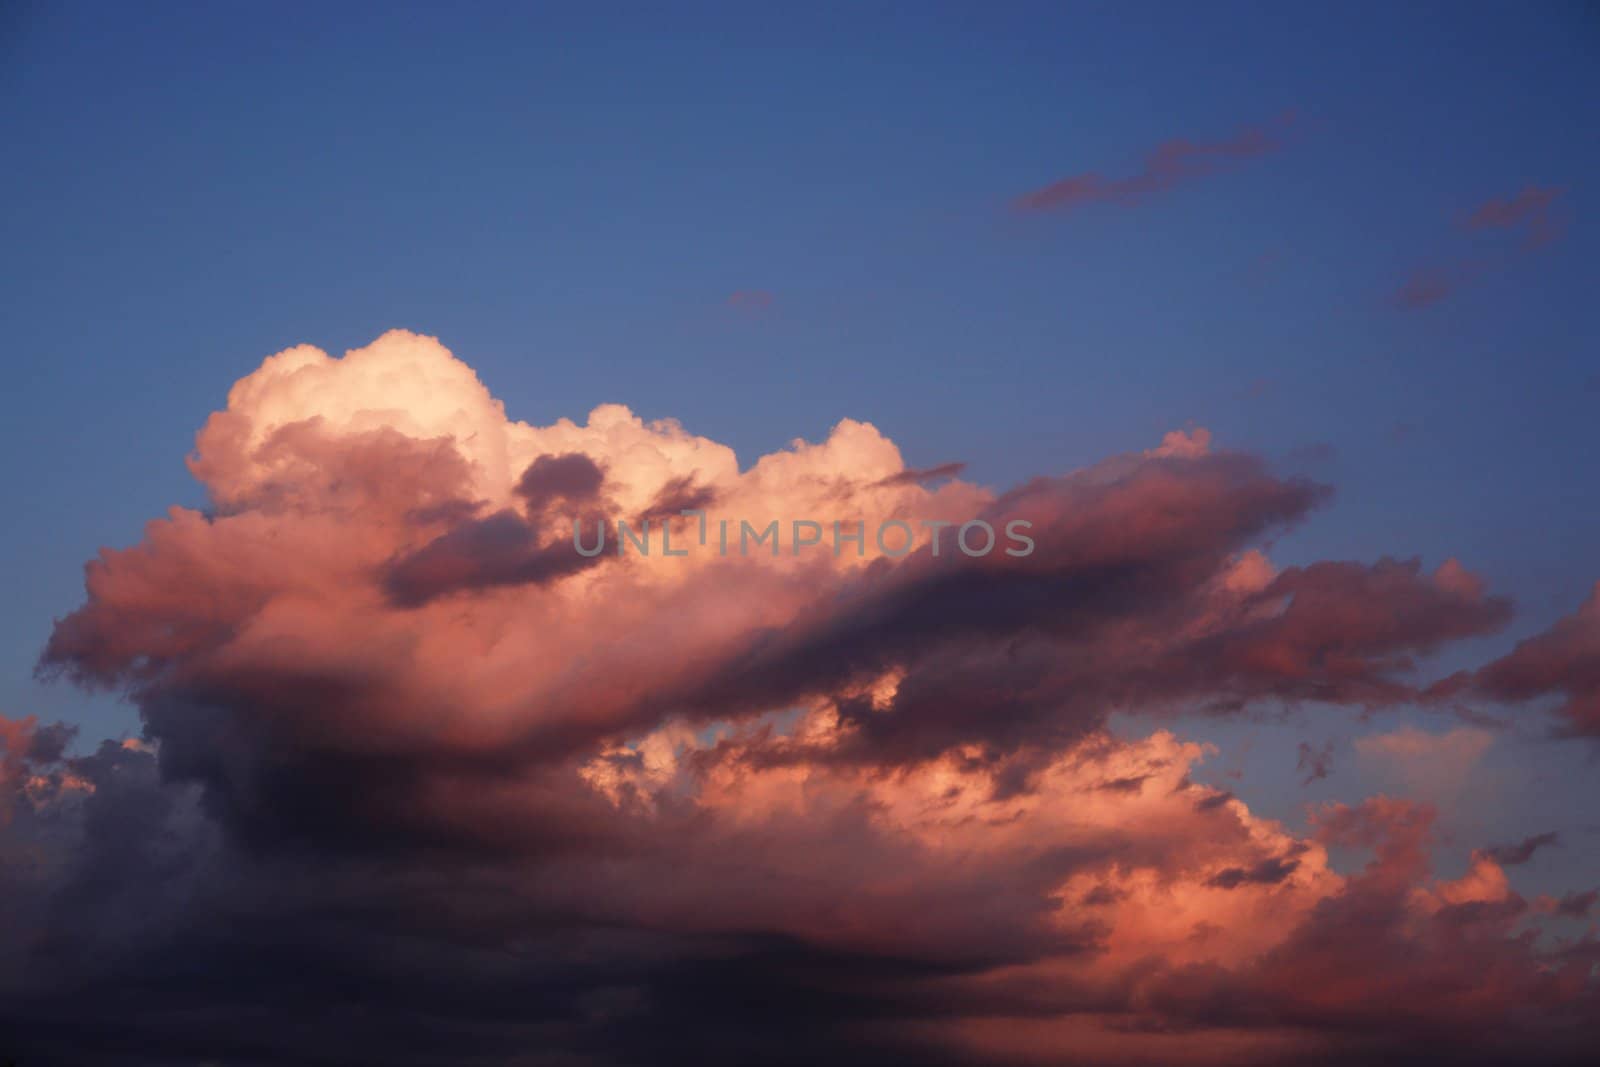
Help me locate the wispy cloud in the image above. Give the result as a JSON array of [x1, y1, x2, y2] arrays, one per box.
[[727, 289, 774, 309], [1355, 725, 1496, 799], [1012, 112, 1298, 215], [1464, 185, 1568, 248], [1391, 184, 1568, 310], [1391, 266, 1463, 310], [1296, 739, 1335, 785], [1478, 831, 1560, 867]]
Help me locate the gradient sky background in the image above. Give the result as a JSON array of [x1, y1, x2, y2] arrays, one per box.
[[3, 1, 1599, 1038]]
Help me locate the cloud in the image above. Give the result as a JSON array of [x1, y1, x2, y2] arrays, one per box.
[[871, 461, 967, 488], [383, 508, 609, 606], [515, 451, 606, 505], [47, 333, 1514, 802], [1539, 888, 1597, 919], [1463, 185, 1568, 248], [0, 713, 79, 824], [1354, 725, 1496, 799], [1477, 831, 1559, 867], [1391, 265, 1462, 310], [1467, 581, 1600, 737], [1392, 184, 1569, 310], [1204, 854, 1301, 889], [1296, 739, 1334, 785], [1012, 113, 1297, 215], [7, 330, 1595, 1065]]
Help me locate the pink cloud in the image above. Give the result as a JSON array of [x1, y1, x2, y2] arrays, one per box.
[[1469, 581, 1600, 736], [1012, 112, 1298, 214], [1391, 266, 1459, 310], [1392, 184, 1569, 310], [1354, 725, 1496, 799], [1464, 184, 1569, 248], [727, 289, 774, 308]]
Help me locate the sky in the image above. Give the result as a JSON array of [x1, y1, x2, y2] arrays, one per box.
[[2, 4, 1598, 1065]]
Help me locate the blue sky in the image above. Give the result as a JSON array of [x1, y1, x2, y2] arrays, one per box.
[[3, 1, 1597, 888]]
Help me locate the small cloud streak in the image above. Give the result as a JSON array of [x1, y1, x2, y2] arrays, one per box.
[[1477, 831, 1559, 867], [1391, 266, 1460, 310], [1355, 725, 1495, 799], [872, 461, 967, 488], [1296, 739, 1335, 785], [1464, 185, 1568, 248], [1392, 184, 1568, 310], [1011, 112, 1297, 214], [727, 289, 774, 309], [1465, 581, 1600, 737]]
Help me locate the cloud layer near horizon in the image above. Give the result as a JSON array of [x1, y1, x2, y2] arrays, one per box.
[[4, 331, 1597, 1066]]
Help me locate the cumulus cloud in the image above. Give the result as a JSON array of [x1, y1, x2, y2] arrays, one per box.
[[6, 331, 1595, 1065]]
